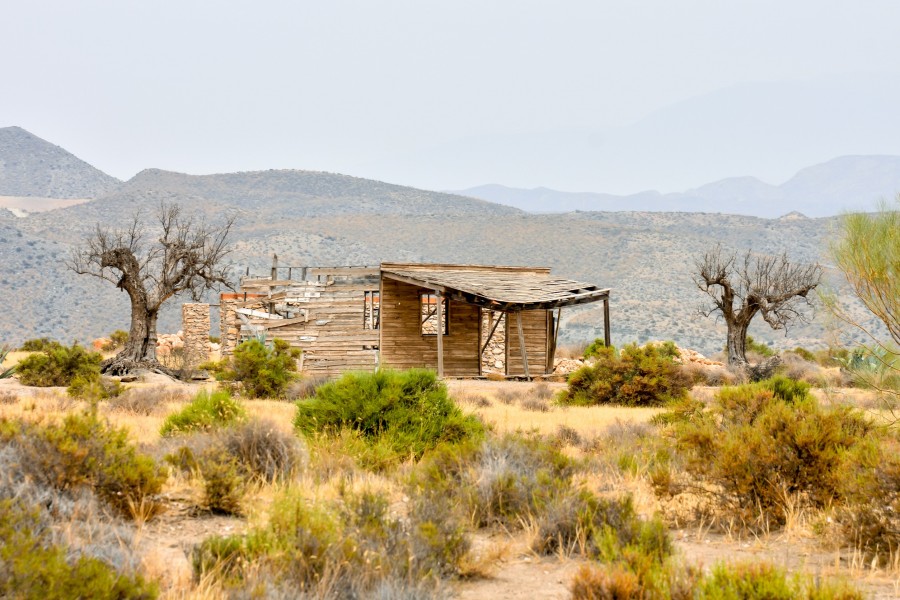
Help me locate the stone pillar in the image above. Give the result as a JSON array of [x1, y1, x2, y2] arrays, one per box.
[[220, 297, 240, 356], [182, 303, 210, 372]]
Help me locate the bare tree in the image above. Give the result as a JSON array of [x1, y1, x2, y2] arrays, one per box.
[[69, 203, 235, 375], [695, 245, 822, 372]]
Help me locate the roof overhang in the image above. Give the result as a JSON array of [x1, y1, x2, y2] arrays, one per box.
[[380, 263, 609, 311]]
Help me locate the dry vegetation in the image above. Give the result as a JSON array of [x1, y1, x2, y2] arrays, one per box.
[[1, 345, 898, 599]]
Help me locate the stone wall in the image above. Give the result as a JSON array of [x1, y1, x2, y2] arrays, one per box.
[[481, 310, 506, 374], [220, 297, 239, 356], [182, 303, 210, 371]]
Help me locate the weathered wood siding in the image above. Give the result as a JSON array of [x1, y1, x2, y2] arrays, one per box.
[[506, 310, 550, 376], [380, 278, 481, 376], [226, 274, 380, 376]]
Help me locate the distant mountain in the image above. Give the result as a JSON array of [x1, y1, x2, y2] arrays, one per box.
[[0, 126, 120, 199], [453, 155, 900, 218], [356, 72, 900, 194]]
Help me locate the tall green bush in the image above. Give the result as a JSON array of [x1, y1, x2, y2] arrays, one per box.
[[205, 338, 300, 398], [294, 369, 483, 469], [560, 342, 691, 406], [16, 342, 102, 387]]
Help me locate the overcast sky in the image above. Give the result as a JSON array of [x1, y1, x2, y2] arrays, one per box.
[[3, 1, 900, 193]]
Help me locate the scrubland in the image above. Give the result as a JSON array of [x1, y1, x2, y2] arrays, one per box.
[[1, 343, 899, 599]]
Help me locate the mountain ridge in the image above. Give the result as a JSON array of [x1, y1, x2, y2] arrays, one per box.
[[452, 155, 900, 218], [0, 126, 121, 200]]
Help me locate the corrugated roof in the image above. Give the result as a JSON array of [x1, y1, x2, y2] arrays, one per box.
[[380, 263, 609, 310]]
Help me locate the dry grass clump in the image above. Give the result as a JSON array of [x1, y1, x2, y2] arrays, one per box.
[[519, 395, 550, 412], [455, 392, 493, 408], [191, 486, 465, 598], [495, 388, 519, 405], [106, 385, 190, 416], [163, 417, 307, 514], [285, 374, 331, 401], [0, 389, 18, 405]]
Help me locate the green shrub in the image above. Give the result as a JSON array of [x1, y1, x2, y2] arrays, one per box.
[[206, 338, 300, 398], [19, 337, 59, 352], [792, 347, 817, 362], [294, 369, 484, 469], [583, 338, 613, 360], [560, 342, 691, 407], [695, 562, 863, 600], [662, 378, 874, 527], [197, 446, 246, 515], [570, 560, 862, 600], [16, 342, 102, 387], [101, 330, 129, 353], [0, 499, 158, 599], [67, 375, 124, 400], [160, 389, 245, 436], [4, 411, 167, 520]]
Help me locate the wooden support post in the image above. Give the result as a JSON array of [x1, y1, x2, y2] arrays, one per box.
[[271, 254, 278, 280], [436, 291, 444, 377], [516, 310, 530, 380], [603, 297, 611, 348]]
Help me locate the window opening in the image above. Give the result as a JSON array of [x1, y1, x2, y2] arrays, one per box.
[[420, 293, 448, 335]]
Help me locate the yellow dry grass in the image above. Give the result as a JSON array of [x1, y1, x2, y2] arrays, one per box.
[[447, 379, 661, 437]]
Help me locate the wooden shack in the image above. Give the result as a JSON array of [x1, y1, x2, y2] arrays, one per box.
[[220, 261, 610, 378]]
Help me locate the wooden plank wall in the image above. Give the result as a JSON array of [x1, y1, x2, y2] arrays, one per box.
[[380, 278, 481, 376], [506, 310, 550, 376], [232, 275, 380, 376]]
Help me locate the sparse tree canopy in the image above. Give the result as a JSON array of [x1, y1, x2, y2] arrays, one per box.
[[828, 200, 900, 402], [69, 203, 234, 375], [695, 245, 822, 372]]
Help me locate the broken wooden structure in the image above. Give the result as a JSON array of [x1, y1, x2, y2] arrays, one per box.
[[221, 259, 610, 378]]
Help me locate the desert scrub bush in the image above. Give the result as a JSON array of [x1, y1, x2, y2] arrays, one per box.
[[659, 378, 875, 527], [0, 499, 159, 600], [583, 338, 612, 360], [559, 342, 691, 407], [294, 369, 484, 470], [1, 410, 167, 520], [160, 389, 245, 436], [570, 560, 861, 600], [67, 374, 124, 400], [695, 562, 863, 600], [16, 341, 102, 387], [192, 487, 466, 597], [836, 435, 900, 565], [218, 418, 306, 483], [18, 337, 59, 352], [204, 338, 300, 398]]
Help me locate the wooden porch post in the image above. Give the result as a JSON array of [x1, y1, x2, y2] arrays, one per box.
[[436, 291, 444, 377], [603, 297, 611, 348], [516, 310, 530, 380]]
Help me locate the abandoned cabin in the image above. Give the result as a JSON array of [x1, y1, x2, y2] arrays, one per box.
[[219, 261, 610, 378]]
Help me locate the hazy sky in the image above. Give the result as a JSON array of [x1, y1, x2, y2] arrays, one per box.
[[4, 1, 900, 193]]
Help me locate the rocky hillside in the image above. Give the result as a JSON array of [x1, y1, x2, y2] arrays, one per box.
[[0, 135, 882, 355], [0, 127, 121, 199]]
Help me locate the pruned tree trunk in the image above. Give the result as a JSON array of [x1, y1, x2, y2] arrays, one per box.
[[725, 318, 751, 368], [103, 307, 169, 376]]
